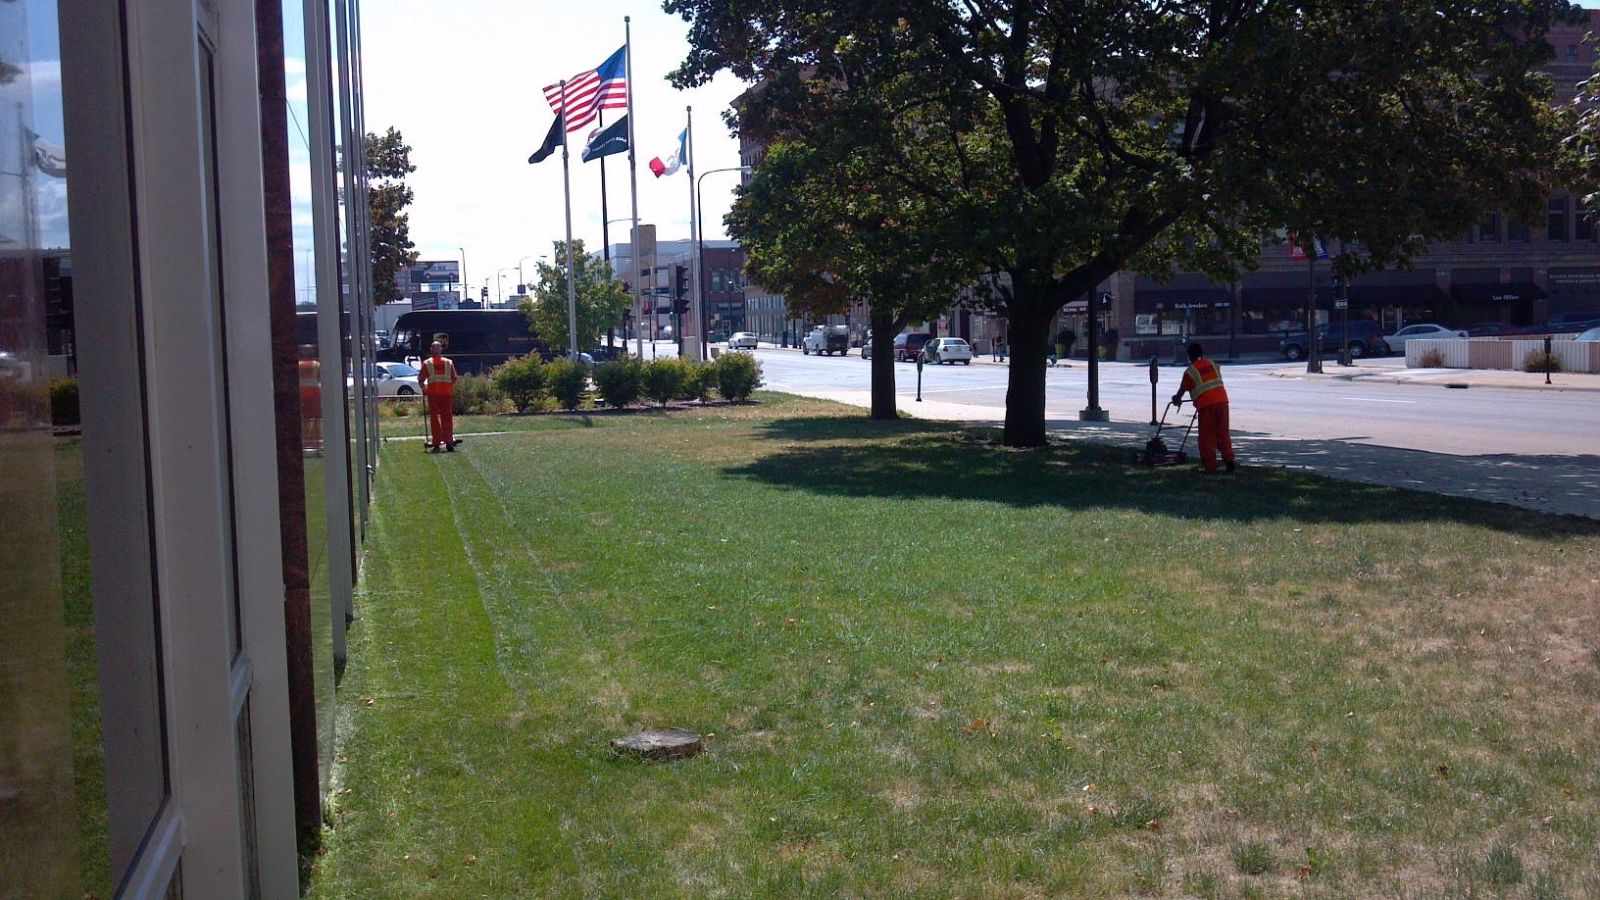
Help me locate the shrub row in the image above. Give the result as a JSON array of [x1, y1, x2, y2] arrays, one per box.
[[481, 352, 762, 414]]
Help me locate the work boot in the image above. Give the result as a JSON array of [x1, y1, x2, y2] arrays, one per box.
[[1225, 459, 1236, 473], [445, 444, 455, 452]]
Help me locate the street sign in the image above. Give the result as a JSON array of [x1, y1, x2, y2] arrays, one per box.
[[1334, 300, 1348, 310]]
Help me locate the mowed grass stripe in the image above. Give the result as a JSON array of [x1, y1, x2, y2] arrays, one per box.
[[314, 397, 1600, 897]]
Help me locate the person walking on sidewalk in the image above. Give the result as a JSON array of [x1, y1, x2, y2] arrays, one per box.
[[1171, 341, 1235, 474], [421, 340, 461, 452]]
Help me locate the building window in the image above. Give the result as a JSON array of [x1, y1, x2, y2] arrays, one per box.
[[1578, 202, 1597, 242], [1506, 219, 1530, 242], [1547, 196, 1569, 241], [1477, 214, 1499, 242], [1569, 44, 1580, 63]]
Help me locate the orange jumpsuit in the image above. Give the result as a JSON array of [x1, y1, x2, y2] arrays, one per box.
[[421, 354, 458, 449], [1177, 357, 1234, 473]]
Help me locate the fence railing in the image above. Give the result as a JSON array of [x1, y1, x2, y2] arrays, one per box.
[[1405, 337, 1600, 373]]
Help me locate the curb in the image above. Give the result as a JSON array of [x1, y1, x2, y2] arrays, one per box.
[[1262, 368, 1600, 393]]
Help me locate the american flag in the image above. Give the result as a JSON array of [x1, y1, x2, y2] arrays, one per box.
[[544, 46, 628, 133]]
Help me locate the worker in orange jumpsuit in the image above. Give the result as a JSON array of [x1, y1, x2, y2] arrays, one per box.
[[1171, 342, 1235, 474], [297, 345, 322, 453], [420, 340, 461, 452]]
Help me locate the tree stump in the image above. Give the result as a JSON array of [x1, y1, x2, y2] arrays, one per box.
[[610, 728, 703, 762]]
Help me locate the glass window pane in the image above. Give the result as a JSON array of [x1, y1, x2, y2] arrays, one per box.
[[1547, 196, 1568, 242]]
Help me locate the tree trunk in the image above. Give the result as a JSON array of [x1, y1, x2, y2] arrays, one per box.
[[869, 310, 897, 420], [1002, 300, 1056, 447]]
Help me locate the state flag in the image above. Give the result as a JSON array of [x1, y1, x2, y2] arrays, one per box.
[[648, 128, 687, 178]]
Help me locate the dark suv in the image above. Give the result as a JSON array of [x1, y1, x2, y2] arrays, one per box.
[[1279, 320, 1387, 361]]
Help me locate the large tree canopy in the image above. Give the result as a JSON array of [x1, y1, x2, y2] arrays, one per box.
[[730, 120, 981, 418], [366, 127, 418, 304], [669, 0, 1584, 445], [519, 239, 631, 354]]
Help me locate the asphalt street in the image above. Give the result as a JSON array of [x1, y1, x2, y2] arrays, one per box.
[[729, 344, 1600, 520]]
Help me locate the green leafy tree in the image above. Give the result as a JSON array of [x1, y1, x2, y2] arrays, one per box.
[[366, 127, 419, 304], [671, 0, 1584, 446], [730, 135, 979, 420], [519, 239, 631, 354]]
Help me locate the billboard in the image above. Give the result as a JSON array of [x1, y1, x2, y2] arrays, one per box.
[[409, 260, 461, 284]]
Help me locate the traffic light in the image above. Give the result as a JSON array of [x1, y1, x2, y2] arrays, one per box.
[[673, 264, 690, 316]]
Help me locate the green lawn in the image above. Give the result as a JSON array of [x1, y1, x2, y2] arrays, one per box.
[[313, 394, 1600, 898]]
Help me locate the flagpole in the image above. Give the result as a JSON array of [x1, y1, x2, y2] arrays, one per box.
[[560, 79, 580, 361], [686, 105, 702, 360], [597, 110, 615, 349], [625, 16, 643, 357]]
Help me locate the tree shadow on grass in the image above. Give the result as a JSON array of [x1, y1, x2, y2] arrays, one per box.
[[751, 414, 949, 443], [725, 421, 1600, 537]]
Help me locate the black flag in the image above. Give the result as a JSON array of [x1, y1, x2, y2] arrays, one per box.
[[529, 115, 564, 164]]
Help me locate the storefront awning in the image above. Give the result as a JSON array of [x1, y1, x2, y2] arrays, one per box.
[[1133, 288, 1233, 313], [1241, 284, 1445, 309], [1450, 281, 1545, 304], [1240, 286, 1333, 309]]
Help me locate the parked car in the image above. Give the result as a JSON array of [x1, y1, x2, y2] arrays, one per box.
[[861, 331, 873, 359], [1575, 326, 1600, 342], [922, 337, 973, 364], [1543, 311, 1600, 332], [894, 332, 935, 362], [728, 331, 760, 350], [350, 363, 419, 397], [1383, 323, 1466, 351], [1464, 321, 1523, 337], [1278, 320, 1388, 361], [587, 345, 627, 362]]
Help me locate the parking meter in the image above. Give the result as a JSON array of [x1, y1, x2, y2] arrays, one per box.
[[1148, 356, 1160, 424], [915, 354, 924, 402], [1544, 335, 1554, 385]]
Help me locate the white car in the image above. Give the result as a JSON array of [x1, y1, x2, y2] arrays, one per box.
[[728, 331, 760, 350], [1575, 327, 1600, 342], [922, 337, 973, 364], [350, 362, 420, 397], [1383, 323, 1466, 351]]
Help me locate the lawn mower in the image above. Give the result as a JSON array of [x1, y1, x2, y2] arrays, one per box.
[[1137, 400, 1196, 467]]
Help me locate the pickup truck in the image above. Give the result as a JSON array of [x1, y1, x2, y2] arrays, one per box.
[[802, 325, 851, 356]]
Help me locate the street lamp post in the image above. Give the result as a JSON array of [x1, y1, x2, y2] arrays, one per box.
[[496, 267, 513, 306], [515, 255, 538, 297], [458, 246, 467, 308], [695, 165, 753, 361], [1080, 291, 1111, 421]]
